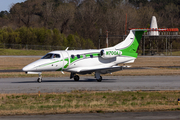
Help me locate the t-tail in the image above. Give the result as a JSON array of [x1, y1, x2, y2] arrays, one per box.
[[112, 29, 147, 58]]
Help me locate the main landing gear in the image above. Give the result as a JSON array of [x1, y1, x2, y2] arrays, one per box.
[[70, 72, 103, 82], [70, 73, 80, 81], [74, 75, 80, 81], [95, 71, 102, 82], [96, 76, 102, 82], [37, 74, 42, 83]]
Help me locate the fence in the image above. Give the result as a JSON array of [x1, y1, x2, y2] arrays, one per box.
[[0, 43, 82, 51], [99, 32, 180, 56]]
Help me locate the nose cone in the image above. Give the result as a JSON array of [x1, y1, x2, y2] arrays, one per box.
[[22, 64, 37, 72], [22, 59, 45, 72], [22, 65, 33, 72], [22, 65, 30, 72]]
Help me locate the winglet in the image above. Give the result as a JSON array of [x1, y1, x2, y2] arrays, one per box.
[[65, 47, 69, 51]]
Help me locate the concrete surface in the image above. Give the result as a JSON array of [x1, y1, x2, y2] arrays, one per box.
[[0, 76, 180, 93], [0, 111, 180, 120]]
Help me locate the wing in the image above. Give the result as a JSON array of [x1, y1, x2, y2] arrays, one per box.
[[67, 66, 123, 74]]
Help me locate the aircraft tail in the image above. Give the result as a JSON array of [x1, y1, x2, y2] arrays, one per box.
[[113, 29, 146, 58], [149, 16, 159, 36]]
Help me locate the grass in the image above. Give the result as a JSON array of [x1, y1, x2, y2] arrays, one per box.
[[0, 49, 49, 56], [127, 57, 180, 67], [1, 56, 180, 70], [171, 51, 180, 56], [1, 48, 180, 56], [0, 53, 180, 115], [0, 49, 180, 70], [0, 57, 40, 70], [0, 56, 180, 78], [0, 91, 180, 115], [0, 72, 70, 78]]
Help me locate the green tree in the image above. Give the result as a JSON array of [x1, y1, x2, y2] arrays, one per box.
[[67, 34, 76, 48], [52, 28, 62, 46]]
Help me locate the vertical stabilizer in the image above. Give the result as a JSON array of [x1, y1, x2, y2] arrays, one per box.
[[149, 16, 159, 36], [113, 29, 146, 58]]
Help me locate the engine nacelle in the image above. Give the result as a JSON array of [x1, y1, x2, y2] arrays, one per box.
[[100, 50, 122, 59]]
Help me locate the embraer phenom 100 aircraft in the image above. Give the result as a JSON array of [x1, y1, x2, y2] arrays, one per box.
[[23, 29, 146, 83]]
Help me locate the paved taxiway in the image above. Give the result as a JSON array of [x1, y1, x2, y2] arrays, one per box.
[[1, 111, 180, 120], [0, 76, 180, 93], [0, 75, 180, 119]]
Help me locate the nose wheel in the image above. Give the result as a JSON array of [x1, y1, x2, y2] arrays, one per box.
[[37, 78, 42, 83], [95, 71, 102, 82], [37, 74, 42, 83]]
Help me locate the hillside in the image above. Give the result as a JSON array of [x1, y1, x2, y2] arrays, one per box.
[[0, 0, 180, 49]]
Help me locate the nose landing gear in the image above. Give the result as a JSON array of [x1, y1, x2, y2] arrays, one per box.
[[37, 74, 42, 83]]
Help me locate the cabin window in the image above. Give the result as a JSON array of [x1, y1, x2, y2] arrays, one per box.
[[77, 54, 80, 59], [53, 54, 60, 58], [41, 54, 53, 59], [90, 55, 93, 58], [71, 55, 75, 59]]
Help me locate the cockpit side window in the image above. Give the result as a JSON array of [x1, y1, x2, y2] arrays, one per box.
[[41, 54, 61, 59], [41, 54, 53, 59], [53, 54, 60, 58]]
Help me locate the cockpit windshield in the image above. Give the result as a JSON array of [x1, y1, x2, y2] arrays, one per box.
[[41, 53, 61, 59]]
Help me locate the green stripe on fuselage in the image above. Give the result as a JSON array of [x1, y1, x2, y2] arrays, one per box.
[[56, 68, 62, 71], [64, 58, 69, 68], [38, 60, 59, 68]]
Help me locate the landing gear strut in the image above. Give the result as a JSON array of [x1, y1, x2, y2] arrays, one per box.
[[37, 74, 42, 83], [70, 72, 80, 81], [95, 71, 102, 82]]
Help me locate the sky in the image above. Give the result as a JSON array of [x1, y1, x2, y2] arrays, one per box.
[[0, 0, 25, 12]]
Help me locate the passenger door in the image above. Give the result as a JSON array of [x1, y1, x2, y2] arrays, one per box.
[[61, 51, 70, 70]]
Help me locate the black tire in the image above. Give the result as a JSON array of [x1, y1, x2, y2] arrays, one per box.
[[37, 78, 42, 83], [97, 76, 102, 82], [74, 75, 80, 81]]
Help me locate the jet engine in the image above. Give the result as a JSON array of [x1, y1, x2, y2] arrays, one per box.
[[100, 49, 122, 59]]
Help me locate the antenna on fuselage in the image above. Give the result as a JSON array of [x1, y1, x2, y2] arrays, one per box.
[[65, 47, 69, 51]]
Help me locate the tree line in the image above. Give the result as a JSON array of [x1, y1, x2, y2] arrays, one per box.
[[0, 0, 180, 49], [0, 27, 95, 49]]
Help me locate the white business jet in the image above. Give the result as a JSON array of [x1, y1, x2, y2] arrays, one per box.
[[22, 29, 146, 83]]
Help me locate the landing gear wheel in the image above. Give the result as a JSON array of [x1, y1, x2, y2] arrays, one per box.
[[37, 73, 42, 83], [74, 75, 80, 81], [37, 78, 42, 83], [97, 76, 102, 82]]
